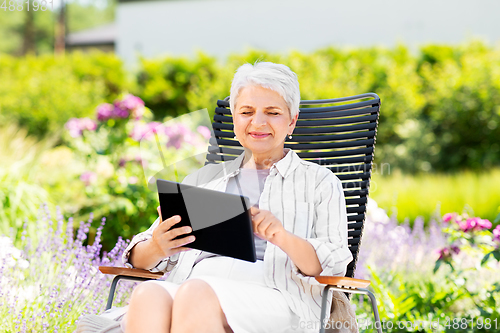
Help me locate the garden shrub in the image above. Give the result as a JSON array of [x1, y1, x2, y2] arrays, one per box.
[[2, 41, 500, 171], [354, 202, 500, 332], [0, 51, 128, 137], [62, 94, 211, 250]]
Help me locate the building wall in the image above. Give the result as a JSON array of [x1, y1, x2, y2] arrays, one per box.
[[116, 0, 500, 67]]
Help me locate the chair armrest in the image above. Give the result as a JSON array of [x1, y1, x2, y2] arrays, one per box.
[[314, 276, 370, 289], [99, 266, 164, 280]]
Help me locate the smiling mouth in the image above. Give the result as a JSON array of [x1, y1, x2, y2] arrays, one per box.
[[249, 133, 270, 138]]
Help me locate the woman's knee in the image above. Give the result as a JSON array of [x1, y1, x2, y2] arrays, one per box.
[[130, 281, 173, 307], [175, 279, 214, 302]]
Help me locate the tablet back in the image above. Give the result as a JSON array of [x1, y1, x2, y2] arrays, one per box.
[[157, 179, 256, 262]]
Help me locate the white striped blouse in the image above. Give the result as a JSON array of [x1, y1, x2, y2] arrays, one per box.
[[122, 148, 353, 323]]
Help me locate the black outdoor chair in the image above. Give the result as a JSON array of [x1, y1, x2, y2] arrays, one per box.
[[99, 93, 383, 333]]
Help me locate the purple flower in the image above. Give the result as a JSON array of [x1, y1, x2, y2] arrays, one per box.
[[477, 219, 492, 230], [65, 118, 97, 138], [80, 171, 97, 186], [96, 103, 114, 122], [493, 225, 500, 242], [450, 245, 460, 254]]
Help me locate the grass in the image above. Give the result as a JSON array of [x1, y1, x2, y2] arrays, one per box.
[[371, 168, 500, 224]]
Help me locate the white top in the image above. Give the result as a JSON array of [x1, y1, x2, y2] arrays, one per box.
[[122, 148, 352, 323]]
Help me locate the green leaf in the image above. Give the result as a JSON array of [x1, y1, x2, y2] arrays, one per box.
[[493, 249, 500, 262], [433, 260, 442, 273], [482, 252, 492, 266], [494, 210, 500, 224]]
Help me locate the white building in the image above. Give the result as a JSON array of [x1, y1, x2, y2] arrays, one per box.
[[69, 0, 500, 68]]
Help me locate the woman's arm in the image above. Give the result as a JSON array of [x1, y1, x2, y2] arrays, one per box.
[[280, 232, 323, 276], [129, 211, 195, 270], [250, 169, 352, 278]]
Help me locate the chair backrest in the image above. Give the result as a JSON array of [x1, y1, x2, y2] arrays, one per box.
[[205, 93, 381, 279]]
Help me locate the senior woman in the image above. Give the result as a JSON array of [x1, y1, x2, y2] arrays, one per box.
[[122, 62, 354, 333]]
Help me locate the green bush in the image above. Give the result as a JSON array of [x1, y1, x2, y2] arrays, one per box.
[[0, 51, 128, 137], [2, 41, 499, 171]]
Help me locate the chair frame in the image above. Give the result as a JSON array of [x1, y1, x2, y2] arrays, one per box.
[[99, 93, 383, 333]]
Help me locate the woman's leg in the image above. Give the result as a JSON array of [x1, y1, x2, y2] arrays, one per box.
[[171, 279, 233, 333], [126, 281, 174, 333]]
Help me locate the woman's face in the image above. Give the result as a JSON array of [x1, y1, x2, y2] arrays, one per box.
[[233, 85, 298, 159]]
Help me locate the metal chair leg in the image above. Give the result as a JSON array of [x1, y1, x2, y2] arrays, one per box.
[[318, 286, 383, 333], [358, 288, 382, 333], [319, 285, 334, 333]]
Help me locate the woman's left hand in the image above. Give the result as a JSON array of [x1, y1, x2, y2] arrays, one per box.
[[250, 206, 291, 248]]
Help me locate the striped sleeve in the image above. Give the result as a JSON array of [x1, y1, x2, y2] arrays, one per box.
[[291, 169, 353, 285]]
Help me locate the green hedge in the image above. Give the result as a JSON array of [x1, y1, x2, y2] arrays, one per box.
[[1, 42, 499, 171], [132, 42, 500, 172], [0, 51, 128, 137]]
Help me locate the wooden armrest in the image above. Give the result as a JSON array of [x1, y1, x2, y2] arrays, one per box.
[[314, 276, 370, 289], [99, 266, 164, 280]]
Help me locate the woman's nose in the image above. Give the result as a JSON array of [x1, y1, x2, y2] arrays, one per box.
[[251, 111, 267, 127]]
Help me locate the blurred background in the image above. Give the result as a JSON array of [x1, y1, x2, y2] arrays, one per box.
[[1, 0, 500, 331], [1, 0, 499, 248]]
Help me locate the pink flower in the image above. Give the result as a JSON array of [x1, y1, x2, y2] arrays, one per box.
[[197, 125, 211, 140], [443, 213, 457, 222], [129, 122, 162, 141], [65, 117, 97, 138], [113, 94, 145, 120], [458, 217, 492, 232], [164, 124, 190, 149], [96, 103, 114, 122], [117, 94, 144, 111], [493, 225, 500, 242], [112, 106, 129, 119], [129, 123, 149, 141], [477, 219, 492, 230], [437, 247, 450, 261], [80, 171, 97, 186], [437, 245, 460, 260]]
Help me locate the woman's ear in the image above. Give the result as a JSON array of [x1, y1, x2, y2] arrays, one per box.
[[289, 112, 299, 128]]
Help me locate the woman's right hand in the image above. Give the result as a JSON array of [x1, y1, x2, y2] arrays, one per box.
[[150, 206, 196, 259]]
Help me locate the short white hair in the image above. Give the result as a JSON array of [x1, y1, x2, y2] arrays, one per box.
[[229, 62, 300, 119]]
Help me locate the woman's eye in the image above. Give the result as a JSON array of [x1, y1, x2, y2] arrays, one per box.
[[269, 112, 279, 115]]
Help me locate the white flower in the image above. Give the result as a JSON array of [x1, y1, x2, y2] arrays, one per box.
[[0, 236, 30, 269], [366, 198, 390, 224]]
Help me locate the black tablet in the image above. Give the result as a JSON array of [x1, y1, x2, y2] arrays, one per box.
[[156, 179, 257, 262]]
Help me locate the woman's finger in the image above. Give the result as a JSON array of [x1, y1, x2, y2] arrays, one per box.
[[171, 246, 194, 255], [157, 206, 163, 223], [249, 206, 260, 216], [157, 215, 183, 233], [165, 225, 192, 240], [255, 218, 272, 236], [170, 235, 196, 249]]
